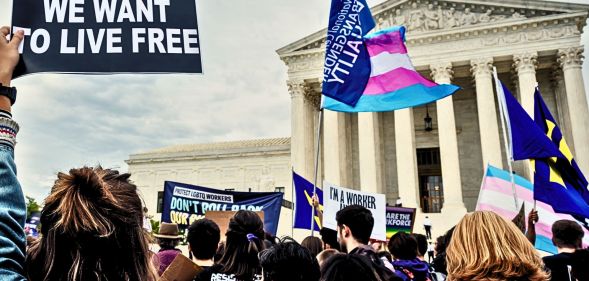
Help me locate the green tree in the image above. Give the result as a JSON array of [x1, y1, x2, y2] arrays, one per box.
[[26, 196, 40, 218]]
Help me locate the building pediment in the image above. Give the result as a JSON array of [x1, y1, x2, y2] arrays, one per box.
[[277, 0, 589, 56]]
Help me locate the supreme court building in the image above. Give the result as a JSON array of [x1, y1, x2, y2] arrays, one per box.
[[277, 0, 589, 234], [129, 0, 589, 239]]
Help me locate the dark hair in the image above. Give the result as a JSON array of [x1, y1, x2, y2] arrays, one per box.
[[552, 220, 584, 249], [214, 242, 225, 263], [219, 210, 265, 280], [431, 227, 455, 275], [335, 205, 374, 244], [413, 233, 428, 256], [388, 232, 418, 260], [320, 254, 383, 281], [26, 167, 156, 281], [320, 228, 340, 251], [301, 236, 323, 257], [260, 238, 320, 281], [157, 238, 180, 250], [187, 219, 220, 260]]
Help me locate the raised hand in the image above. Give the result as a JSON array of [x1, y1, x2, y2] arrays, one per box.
[[0, 27, 24, 86]]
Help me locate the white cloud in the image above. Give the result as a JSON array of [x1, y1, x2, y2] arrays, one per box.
[[0, 0, 587, 202]]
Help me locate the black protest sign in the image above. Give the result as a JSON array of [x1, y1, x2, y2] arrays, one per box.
[[11, 0, 202, 77]]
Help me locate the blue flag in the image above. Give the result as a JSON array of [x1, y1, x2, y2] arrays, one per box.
[[293, 171, 323, 231], [533, 89, 589, 226], [322, 0, 375, 106], [497, 82, 562, 160]]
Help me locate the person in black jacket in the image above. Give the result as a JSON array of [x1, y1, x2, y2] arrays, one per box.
[[336, 205, 402, 281], [543, 220, 585, 281]]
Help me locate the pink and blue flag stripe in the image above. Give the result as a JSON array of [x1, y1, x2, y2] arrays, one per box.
[[323, 26, 460, 112], [476, 165, 589, 254]]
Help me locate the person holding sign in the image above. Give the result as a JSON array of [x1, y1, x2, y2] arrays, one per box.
[[335, 205, 402, 281], [0, 27, 158, 281]]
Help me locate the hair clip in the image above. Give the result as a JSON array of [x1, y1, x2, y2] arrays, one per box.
[[246, 233, 257, 242]]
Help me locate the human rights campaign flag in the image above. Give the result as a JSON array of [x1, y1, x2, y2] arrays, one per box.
[[293, 171, 323, 231], [533, 89, 589, 226], [322, 0, 375, 106], [494, 80, 562, 161], [323, 26, 459, 112]]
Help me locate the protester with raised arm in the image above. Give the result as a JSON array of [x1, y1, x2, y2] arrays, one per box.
[[0, 26, 26, 281], [0, 27, 157, 281]]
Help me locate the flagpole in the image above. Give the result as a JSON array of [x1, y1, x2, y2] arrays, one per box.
[[310, 108, 324, 237], [493, 67, 519, 210], [291, 167, 295, 238]]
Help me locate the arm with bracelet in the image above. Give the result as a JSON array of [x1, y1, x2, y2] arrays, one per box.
[[0, 26, 27, 281]]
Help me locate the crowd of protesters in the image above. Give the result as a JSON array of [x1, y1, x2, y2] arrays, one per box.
[[0, 26, 589, 281]]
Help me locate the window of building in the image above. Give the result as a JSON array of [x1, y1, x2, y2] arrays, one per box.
[[157, 191, 164, 214], [417, 148, 444, 213]]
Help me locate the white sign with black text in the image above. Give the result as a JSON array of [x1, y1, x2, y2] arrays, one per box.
[[322, 181, 386, 241]]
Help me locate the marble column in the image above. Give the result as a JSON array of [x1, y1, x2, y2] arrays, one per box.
[[471, 58, 503, 168], [513, 53, 538, 179], [558, 47, 589, 173], [513, 52, 538, 117], [323, 110, 352, 186], [288, 81, 316, 180], [430, 63, 466, 213], [394, 108, 420, 208], [552, 67, 574, 154], [358, 112, 385, 194]]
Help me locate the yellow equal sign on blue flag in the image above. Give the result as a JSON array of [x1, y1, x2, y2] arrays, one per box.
[[532, 89, 589, 227], [293, 171, 323, 231]]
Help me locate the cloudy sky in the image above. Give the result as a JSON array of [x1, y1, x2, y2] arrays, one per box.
[[0, 0, 588, 201]]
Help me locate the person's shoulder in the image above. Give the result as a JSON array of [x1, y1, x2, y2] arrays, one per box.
[[543, 253, 575, 270], [194, 264, 223, 281]]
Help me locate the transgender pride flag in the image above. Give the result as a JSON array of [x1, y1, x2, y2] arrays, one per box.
[[322, 26, 460, 112], [477, 165, 589, 254]]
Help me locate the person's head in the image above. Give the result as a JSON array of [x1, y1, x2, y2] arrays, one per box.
[[259, 238, 320, 281], [26, 167, 156, 281], [446, 211, 548, 281], [388, 232, 418, 260], [319, 228, 340, 251], [413, 233, 428, 257], [154, 222, 182, 250], [219, 210, 265, 280], [551, 219, 584, 250], [187, 219, 220, 261], [301, 236, 323, 258], [335, 205, 374, 252], [317, 249, 339, 267], [320, 254, 382, 281], [434, 236, 445, 254]]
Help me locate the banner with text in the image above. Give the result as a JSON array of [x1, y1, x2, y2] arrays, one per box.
[[162, 181, 283, 235], [386, 206, 416, 240], [11, 0, 202, 77], [322, 181, 386, 241]]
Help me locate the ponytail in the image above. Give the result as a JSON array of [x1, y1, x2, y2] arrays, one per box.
[[219, 211, 265, 280], [247, 233, 260, 257]]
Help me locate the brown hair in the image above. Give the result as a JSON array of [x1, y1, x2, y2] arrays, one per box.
[[301, 236, 323, 258], [446, 211, 548, 281], [219, 210, 265, 280], [26, 167, 157, 281]]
